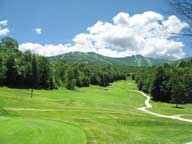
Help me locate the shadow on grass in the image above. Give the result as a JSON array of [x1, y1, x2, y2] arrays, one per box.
[[172, 106, 184, 109]]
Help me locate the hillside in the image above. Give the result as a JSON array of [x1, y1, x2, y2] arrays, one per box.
[[172, 57, 192, 66], [48, 52, 170, 66]]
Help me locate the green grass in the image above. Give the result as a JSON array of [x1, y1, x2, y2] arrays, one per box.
[[0, 117, 86, 144], [151, 99, 192, 116], [0, 80, 192, 144], [182, 115, 192, 119]]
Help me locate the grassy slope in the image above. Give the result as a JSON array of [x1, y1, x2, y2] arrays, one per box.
[[0, 81, 192, 144], [0, 117, 86, 144], [151, 100, 192, 116]]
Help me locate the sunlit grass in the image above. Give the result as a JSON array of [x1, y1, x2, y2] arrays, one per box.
[[0, 80, 192, 144]]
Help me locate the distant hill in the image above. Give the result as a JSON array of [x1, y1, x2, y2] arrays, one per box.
[[172, 57, 192, 66], [48, 52, 170, 66]]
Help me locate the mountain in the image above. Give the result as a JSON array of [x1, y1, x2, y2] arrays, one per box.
[[172, 57, 192, 66], [48, 52, 170, 66]]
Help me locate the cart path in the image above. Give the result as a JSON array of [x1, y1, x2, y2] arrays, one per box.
[[136, 90, 192, 123]]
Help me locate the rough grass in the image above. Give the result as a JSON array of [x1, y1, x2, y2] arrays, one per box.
[[0, 80, 192, 144], [182, 115, 192, 119], [151, 99, 192, 116]]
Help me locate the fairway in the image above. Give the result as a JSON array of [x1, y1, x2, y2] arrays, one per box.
[[1, 80, 192, 144], [0, 117, 86, 144]]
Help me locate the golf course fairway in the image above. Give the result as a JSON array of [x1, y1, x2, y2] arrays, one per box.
[[0, 117, 86, 144], [0, 80, 192, 144]]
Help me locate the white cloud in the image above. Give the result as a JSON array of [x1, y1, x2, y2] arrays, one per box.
[[162, 16, 188, 34], [19, 43, 93, 57], [0, 20, 10, 36], [0, 20, 8, 26], [19, 11, 188, 60], [34, 28, 42, 35]]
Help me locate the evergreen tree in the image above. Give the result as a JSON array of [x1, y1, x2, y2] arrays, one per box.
[[0, 56, 6, 86], [65, 69, 76, 90], [151, 67, 171, 102], [6, 56, 18, 87], [31, 55, 40, 89], [169, 73, 186, 107], [39, 57, 51, 89]]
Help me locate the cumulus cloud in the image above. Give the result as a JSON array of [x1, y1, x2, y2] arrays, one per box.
[[34, 28, 42, 35], [0, 20, 8, 26], [0, 20, 10, 36], [19, 42, 95, 56], [19, 11, 188, 60]]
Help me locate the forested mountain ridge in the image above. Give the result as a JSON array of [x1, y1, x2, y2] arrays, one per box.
[[172, 57, 192, 66], [0, 37, 132, 90], [48, 52, 171, 66]]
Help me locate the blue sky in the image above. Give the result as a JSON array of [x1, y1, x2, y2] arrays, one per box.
[[0, 0, 169, 44], [0, 0, 191, 59]]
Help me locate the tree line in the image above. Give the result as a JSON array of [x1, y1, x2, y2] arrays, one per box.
[[0, 37, 137, 90], [0, 37, 55, 89], [52, 62, 129, 89], [135, 60, 192, 106]]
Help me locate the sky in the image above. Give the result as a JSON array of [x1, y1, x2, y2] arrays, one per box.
[[0, 0, 191, 59]]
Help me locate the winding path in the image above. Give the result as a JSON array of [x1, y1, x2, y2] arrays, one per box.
[[136, 90, 192, 123]]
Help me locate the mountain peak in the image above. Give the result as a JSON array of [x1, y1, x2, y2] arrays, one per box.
[[48, 51, 170, 66]]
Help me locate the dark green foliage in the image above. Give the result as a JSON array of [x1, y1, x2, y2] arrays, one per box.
[[0, 37, 56, 89], [39, 57, 51, 89], [5, 56, 18, 87], [0, 56, 6, 86], [1, 37, 19, 50], [52, 62, 129, 89], [0, 37, 135, 90], [169, 72, 186, 107], [65, 68, 76, 90], [31, 55, 40, 88], [151, 66, 172, 102], [135, 60, 192, 104]]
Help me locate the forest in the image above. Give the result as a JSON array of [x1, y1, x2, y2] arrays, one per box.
[[0, 37, 134, 90], [135, 60, 192, 106], [1, 36, 192, 106]]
